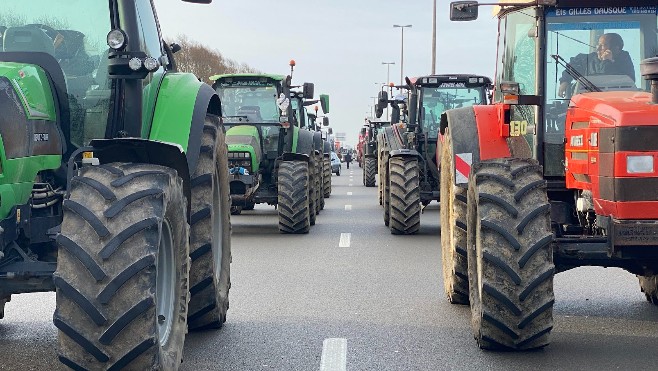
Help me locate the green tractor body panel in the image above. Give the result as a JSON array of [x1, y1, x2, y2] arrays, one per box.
[[226, 125, 262, 173], [0, 62, 62, 220], [148, 73, 204, 149], [0, 63, 57, 121]]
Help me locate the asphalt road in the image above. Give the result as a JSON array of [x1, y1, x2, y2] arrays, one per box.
[[1, 165, 658, 370]]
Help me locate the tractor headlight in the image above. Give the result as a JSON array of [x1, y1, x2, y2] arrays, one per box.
[[627, 155, 654, 174], [107, 29, 127, 50]]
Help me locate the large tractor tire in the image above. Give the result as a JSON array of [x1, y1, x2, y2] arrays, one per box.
[[364, 157, 377, 187], [383, 159, 390, 226], [316, 154, 325, 211], [323, 157, 332, 198], [388, 157, 421, 235], [378, 149, 387, 206], [466, 158, 554, 350], [278, 160, 311, 234], [639, 274, 658, 305], [188, 116, 232, 330], [440, 129, 469, 304], [55, 163, 189, 370], [308, 156, 317, 226]]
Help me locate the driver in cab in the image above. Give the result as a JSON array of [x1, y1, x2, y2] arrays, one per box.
[[558, 33, 635, 97]]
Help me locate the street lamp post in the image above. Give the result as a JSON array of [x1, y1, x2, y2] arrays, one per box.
[[370, 96, 377, 118], [393, 24, 412, 85], [382, 62, 395, 85], [432, 0, 437, 74]]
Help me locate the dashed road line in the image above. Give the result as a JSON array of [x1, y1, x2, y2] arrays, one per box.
[[339, 233, 351, 247], [320, 338, 347, 371], [345, 205, 352, 211], [347, 192, 352, 195]]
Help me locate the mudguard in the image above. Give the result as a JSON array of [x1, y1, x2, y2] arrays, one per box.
[[323, 141, 331, 156], [282, 152, 309, 162], [150, 74, 221, 172], [87, 138, 192, 221], [390, 148, 420, 158], [295, 129, 315, 156], [443, 105, 512, 188], [312, 131, 323, 152]]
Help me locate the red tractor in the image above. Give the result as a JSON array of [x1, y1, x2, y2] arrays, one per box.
[[440, 0, 658, 350]]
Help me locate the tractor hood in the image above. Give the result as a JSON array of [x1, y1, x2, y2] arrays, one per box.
[[566, 90, 658, 219]]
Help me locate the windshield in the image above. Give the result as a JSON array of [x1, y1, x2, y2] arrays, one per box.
[[217, 83, 280, 123], [420, 85, 486, 138], [545, 7, 658, 135], [1, 1, 112, 147]]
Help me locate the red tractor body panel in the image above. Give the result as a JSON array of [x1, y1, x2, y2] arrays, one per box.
[[474, 105, 512, 161], [565, 91, 658, 220]]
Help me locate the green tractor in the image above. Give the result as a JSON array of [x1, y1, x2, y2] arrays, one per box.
[[0, 0, 232, 369], [360, 118, 391, 188], [377, 75, 492, 234], [213, 72, 326, 233]]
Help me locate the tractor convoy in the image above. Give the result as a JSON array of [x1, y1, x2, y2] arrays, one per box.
[[2, 0, 658, 368], [0, 0, 334, 368]]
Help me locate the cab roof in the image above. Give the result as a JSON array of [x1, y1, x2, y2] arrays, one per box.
[[411, 74, 492, 87], [210, 73, 285, 82], [493, 0, 656, 16]]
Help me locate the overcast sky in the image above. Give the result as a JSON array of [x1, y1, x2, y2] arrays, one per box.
[[156, 0, 498, 145]]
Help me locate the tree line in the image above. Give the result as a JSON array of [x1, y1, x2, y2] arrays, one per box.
[[168, 35, 258, 83]]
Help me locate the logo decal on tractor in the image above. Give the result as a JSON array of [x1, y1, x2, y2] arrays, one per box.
[[510, 120, 528, 137], [455, 153, 472, 184]]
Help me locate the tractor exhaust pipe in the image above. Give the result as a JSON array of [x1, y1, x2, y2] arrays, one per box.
[[640, 57, 658, 104]]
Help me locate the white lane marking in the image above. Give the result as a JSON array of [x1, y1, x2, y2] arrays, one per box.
[[348, 184, 353, 187], [320, 338, 347, 371], [345, 205, 352, 211], [347, 192, 352, 195], [339, 233, 351, 247]]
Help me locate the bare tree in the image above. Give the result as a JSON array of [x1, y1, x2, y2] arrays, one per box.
[[166, 35, 259, 84]]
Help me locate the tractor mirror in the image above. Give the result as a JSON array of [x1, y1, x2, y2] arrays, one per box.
[[450, 1, 478, 21], [360, 127, 367, 135], [375, 105, 384, 119], [303, 83, 315, 99], [322, 117, 329, 126], [320, 94, 330, 113], [170, 43, 181, 54], [328, 127, 333, 134], [378, 90, 389, 104]]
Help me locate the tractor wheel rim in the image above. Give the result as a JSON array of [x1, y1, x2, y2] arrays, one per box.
[[156, 219, 175, 346]]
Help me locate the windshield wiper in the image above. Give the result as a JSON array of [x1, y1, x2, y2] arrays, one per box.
[[551, 54, 602, 93]]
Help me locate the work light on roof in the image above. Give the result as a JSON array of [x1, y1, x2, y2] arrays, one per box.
[[144, 57, 160, 71], [107, 29, 127, 50], [128, 57, 143, 71]]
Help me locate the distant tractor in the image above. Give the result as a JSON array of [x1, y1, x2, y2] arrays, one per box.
[[361, 118, 390, 187], [377, 75, 491, 234], [0, 0, 232, 369], [441, 0, 658, 351], [213, 73, 323, 233]]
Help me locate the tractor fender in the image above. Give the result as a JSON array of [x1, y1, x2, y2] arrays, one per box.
[[389, 148, 421, 158], [150, 74, 221, 173], [443, 105, 511, 188], [295, 129, 315, 156], [281, 152, 309, 162], [323, 141, 331, 156], [312, 131, 324, 152], [87, 138, 192, 221]]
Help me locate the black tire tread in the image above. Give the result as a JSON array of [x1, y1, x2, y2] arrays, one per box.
[[364, 157, 377, 187], [388, 157, 420, 235], [278, 161, 310, 234], [468, 158, 554, 350]]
